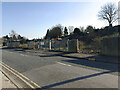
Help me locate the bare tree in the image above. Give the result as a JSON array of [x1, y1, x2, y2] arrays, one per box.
[[98, 3, 118, 26], [79, 26, 85, 32], [9, 30, 18, 38], [118, 2, 120, 24], [68, 26, 74, 34]]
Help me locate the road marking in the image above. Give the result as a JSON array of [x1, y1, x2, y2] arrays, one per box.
[[20, 54, 24, 56], [20, 54, 28, 57], [1, 63, 35, 88], [24, 55, 28, 56], [57, 62, 66, 65], [0, 61, 41, 88], [57, 62, 71, 66], [67, 64, 72, 66]]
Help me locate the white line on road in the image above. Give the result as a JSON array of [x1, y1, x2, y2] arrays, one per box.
[[20, 54, 28, 56], [20, 54, 24, 56], [57, 62, 66, 65], [24, 55, 28, 56], [57, 62, 71, 66], [67, 64, 72, 66]]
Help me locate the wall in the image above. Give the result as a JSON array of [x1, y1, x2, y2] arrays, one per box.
[[101, 36, 120, 56]]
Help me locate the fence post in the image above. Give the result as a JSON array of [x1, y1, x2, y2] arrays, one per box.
[[49, 40, 51, 50], [67, 39, 69, 51], [38, 40, 40, 49], [59, 41, 60, 51], [76, 39, 79, 52], [54, 40, 56, 51]]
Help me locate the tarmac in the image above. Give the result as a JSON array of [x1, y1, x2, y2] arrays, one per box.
[[0, 48, 119, 89]]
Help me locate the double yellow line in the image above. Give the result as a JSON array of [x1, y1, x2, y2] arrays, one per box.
[[0, 61, 41, 89]]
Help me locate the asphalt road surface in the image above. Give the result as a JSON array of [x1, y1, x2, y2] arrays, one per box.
[[1, 48, 119, 88]]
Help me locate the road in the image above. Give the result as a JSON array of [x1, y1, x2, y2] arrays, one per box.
[[1, 48, 119, 88]]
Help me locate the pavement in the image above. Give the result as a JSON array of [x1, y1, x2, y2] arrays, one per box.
[[23, 49, 119, 64], [1, 70, 18, 89], [0, 47, 17, 89], [1, 48, 119, 88]]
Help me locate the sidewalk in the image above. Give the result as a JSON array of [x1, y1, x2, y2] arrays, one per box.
[[24, 49, 119, 64], [62, 53, 119, 64], [1, 71, 18, 89]]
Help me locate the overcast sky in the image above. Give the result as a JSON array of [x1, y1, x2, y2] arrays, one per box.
[[2, 1, 119, 39]]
